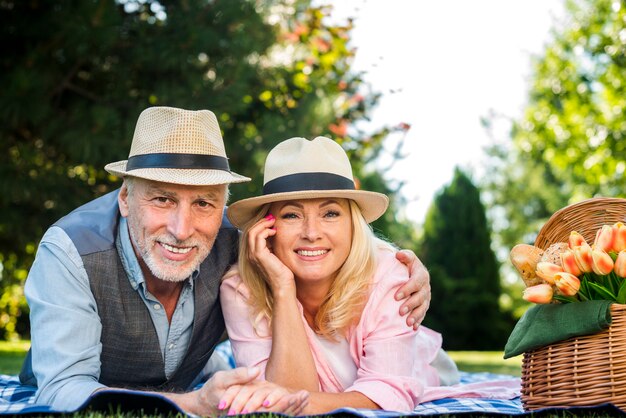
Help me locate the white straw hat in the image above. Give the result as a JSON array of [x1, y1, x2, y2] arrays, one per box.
[[105, 106, 250, 185], [227, 136, 389, 228]]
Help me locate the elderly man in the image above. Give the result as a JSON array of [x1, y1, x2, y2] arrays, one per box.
[[19, 107, 430, 415]]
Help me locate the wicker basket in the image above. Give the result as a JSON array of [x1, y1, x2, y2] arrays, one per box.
[[534, 197, 626, 249], [521, 197, 626, 411]]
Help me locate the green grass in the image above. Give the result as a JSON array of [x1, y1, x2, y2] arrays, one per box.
[[0, 340, 29, 375], [449, 351, 522, 377]]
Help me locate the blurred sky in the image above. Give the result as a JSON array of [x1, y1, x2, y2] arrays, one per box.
[[322, 0, 567, 224]]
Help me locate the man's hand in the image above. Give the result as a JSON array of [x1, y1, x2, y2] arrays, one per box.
[[395, 249, 431, 330], [170, 367, 308, 416]]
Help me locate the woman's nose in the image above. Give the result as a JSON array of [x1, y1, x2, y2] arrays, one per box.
[[301, 217, 321, 241]]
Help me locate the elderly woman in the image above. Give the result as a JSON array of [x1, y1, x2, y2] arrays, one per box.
[[220, 136, 458, 415]]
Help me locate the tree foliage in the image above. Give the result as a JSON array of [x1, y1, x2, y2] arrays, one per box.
[[420, 169, 513, 350], [485, 0, 626, 251], [0, 0, 414, 339]]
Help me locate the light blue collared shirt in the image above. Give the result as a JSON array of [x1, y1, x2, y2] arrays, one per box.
[[25, 217, 198, 411]]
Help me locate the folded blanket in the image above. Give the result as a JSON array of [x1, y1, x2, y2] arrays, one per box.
[[2, 372, 623, 416], [503, 300, 613, 359]]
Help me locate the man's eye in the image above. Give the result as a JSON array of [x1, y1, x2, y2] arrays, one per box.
[[155, 197, 169, 203], [198, 201, 212, 208]]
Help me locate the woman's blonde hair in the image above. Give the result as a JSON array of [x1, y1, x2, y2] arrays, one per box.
[[233, 199, 393, 339]]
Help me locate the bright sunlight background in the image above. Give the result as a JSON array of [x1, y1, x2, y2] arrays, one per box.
[[323, 0, 566, 223]]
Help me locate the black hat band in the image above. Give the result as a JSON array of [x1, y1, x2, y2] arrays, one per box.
[[126, 153, 230, 172], [263, 172, 355, 195]]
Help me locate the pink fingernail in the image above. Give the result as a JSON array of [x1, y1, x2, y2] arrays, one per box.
[[242, 409, 249, 414], [265, 214, 275, 220], [263, 400, 271, 407], [218, 400, 226, 410], [228, 409, 236, 416]]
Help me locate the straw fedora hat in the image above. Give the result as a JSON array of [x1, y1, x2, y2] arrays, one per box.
[[105, 106, 250, 185], [227, 136, 389, 228]]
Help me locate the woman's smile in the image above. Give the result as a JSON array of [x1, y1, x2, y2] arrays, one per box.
[[295, 248, 330, 258]]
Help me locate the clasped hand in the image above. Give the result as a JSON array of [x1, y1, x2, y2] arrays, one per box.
[[190, 367, 308, 416]]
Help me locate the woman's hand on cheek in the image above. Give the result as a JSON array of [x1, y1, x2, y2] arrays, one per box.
[[247, 214, 295, 292]]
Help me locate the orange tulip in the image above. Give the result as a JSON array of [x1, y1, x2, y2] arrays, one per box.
[[535, 262, 563, 284], [523, 284, 554, 304], [594, 225, 615, 253], [614, 222, 626, 253], [573, 243, 594, 273], [615, 250, 626, 278], [569, 231, 587, 249], [560, 250, 582, 276], [554, 272, 581, 296], [591, 248, 614, 275]]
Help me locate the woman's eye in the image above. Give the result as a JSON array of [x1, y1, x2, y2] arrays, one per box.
[[281, 212, 299, 219], [324, 210, 340, 218]]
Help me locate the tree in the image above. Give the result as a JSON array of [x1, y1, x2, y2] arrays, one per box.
[[420, 168, 512, 350], [0, 0, 414, 339], [485, 0, 626, 251]]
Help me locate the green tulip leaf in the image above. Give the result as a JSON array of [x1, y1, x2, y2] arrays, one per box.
[[616, 280, 626, 304], [553, 295, 578, 304], [586, 281, 617, 301]]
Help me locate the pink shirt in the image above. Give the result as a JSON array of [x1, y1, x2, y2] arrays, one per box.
[[220, 248, 442, 411]]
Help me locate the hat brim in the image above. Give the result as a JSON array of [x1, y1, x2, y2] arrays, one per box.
[[227, 189, 389, 229], [105, 160, 251, 186]]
